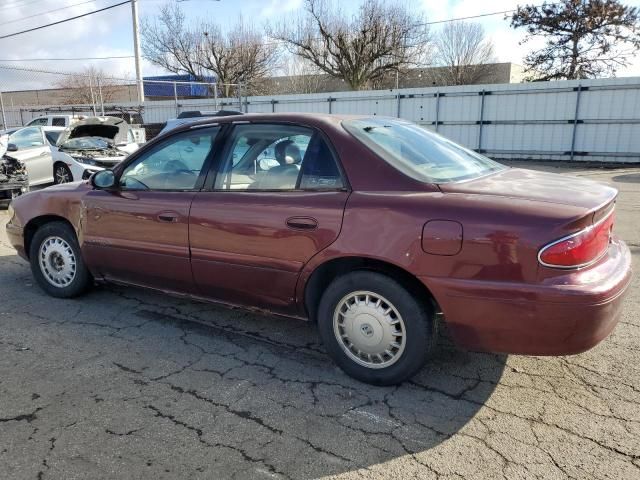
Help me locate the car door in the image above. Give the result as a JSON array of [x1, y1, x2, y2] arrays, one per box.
[[8, 127, 53, 185], [81, 126, 221, 292], [189, 122, 350, 314]]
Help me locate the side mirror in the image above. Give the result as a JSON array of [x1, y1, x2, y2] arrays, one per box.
[[91, 170, 116, 189], [7, 143, 18, 152]]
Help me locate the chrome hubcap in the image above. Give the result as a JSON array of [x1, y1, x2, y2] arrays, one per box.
[[39, 236, 76, 287], [55, 166, 71, 184], [333, 291, 406, 369]]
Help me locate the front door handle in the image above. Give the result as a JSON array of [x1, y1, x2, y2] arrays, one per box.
[[39, 152, 49, 156], [286, 216, 318, 230], [157, 213, 179, 223]]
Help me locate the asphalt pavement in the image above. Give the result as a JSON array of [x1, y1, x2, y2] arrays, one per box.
[[0, 164, 638, 479]]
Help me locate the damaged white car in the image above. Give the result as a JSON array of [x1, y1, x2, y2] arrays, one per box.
[[0, 133, 29, 202], [51, 117, 139, 183]]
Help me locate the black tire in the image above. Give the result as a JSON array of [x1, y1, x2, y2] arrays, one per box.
[[29, 221, 92, 298], [53, 163, 73, 184], [317, 271, 436, 386]]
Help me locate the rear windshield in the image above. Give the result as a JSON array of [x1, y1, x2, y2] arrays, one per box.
[[343, 118, 505, 183]]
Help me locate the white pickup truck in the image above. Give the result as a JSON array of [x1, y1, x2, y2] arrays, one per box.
[[25, 115, 81, 128]]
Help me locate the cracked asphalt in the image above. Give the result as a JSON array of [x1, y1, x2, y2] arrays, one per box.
[[0, 164, 639, 480]]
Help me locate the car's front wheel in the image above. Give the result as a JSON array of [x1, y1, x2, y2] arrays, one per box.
[[29, 221, 92, 298], [53, 163, 73, 184], [317, 271, 436, 385]]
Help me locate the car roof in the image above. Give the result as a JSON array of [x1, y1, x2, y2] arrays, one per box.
[[179, 112, 366, 131], [176, 110, 243, 119]]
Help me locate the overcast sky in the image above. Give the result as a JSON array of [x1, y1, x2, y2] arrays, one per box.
[[1, 0, 640, 91]]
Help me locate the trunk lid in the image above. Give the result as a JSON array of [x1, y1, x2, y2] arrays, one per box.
[[439, 167, 617, 211]]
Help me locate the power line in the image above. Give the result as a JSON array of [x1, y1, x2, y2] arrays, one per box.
[[0, 63, 133, 82], [3, 0, 99, 26], [0, 56, 134, 62], [0, 0, 44, 12], [421, 3, 563, 26], [0, 1, 130, 40]]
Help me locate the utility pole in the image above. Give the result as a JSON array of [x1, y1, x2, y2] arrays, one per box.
[[131, 0, 145, 103], [0, 91, 7, 129]]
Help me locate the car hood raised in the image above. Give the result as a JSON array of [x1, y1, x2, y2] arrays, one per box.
[[439, 167, 617, 210], [57, 116, 129, 146]]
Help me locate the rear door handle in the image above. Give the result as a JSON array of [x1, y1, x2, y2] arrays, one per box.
[[286, 217, 318, 230], [157, 212, 179, 223], [39, 152, 49, 156]]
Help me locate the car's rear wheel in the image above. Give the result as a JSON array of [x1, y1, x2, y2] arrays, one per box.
[[29, 221, 92, 298], [53, 163, 73, 184], [317, 271, 436, 385]]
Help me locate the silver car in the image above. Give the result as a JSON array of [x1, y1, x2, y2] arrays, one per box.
[[1, 126, 54, 186]]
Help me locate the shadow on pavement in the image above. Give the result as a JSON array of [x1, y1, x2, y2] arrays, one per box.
[[0, 251, 507, 478]]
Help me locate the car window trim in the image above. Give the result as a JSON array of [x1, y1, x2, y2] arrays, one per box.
[[115, 125, 224, 193], [202, 121, 350, 193]]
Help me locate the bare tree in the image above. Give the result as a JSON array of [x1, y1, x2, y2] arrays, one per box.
[[55, 67, 121, 105], [266, 56, 327, 94], [433, 21, 496, 85], [142, 3, 279, 96], [141, 3, 203, 80], [197, 17, 280, 97], [510, 0, 640, 80], [270, 0, 431, 90]]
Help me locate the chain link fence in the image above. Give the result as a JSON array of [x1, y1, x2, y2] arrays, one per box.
[[2, 64, 640, 162], [0, 64, 245, 140]]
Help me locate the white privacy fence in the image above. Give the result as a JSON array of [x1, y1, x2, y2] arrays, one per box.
[[2, 76, 640, 163]]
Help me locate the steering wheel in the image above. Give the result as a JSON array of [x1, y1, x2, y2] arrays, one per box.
[[165, 159, 196, 175]]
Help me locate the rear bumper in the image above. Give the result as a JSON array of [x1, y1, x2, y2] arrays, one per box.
[[421, 238, 632, 355]]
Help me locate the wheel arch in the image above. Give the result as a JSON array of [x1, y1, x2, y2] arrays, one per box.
[[24, 215, 76, 259], [53, 161, 72, 182], [302, 256, 440, 323]]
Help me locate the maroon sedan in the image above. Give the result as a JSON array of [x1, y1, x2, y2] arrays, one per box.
[[6, 114, 632, 385]]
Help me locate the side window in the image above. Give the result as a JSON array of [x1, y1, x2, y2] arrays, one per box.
[[120, 128, 219, 191], [10, 127, 45, 149], [299, 136, 344, 189], [27, 118, 47, 126], [45, 131, 61, 146], [215, 124, 343, 191], [52, 117, 66, 127]]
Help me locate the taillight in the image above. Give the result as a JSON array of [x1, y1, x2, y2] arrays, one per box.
[[538, 212, 614, 268]]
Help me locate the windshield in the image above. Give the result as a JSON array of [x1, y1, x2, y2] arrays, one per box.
[[60, 137, 111, 150], [343, 118, 505, 183]]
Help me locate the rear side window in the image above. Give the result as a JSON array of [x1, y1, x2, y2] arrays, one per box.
[[52, 117, 66, 127], [215, 123, 344, 191], [299, 136, 344, 189]]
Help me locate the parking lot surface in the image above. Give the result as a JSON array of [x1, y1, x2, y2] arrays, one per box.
[[0, 164, 639, 480]]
